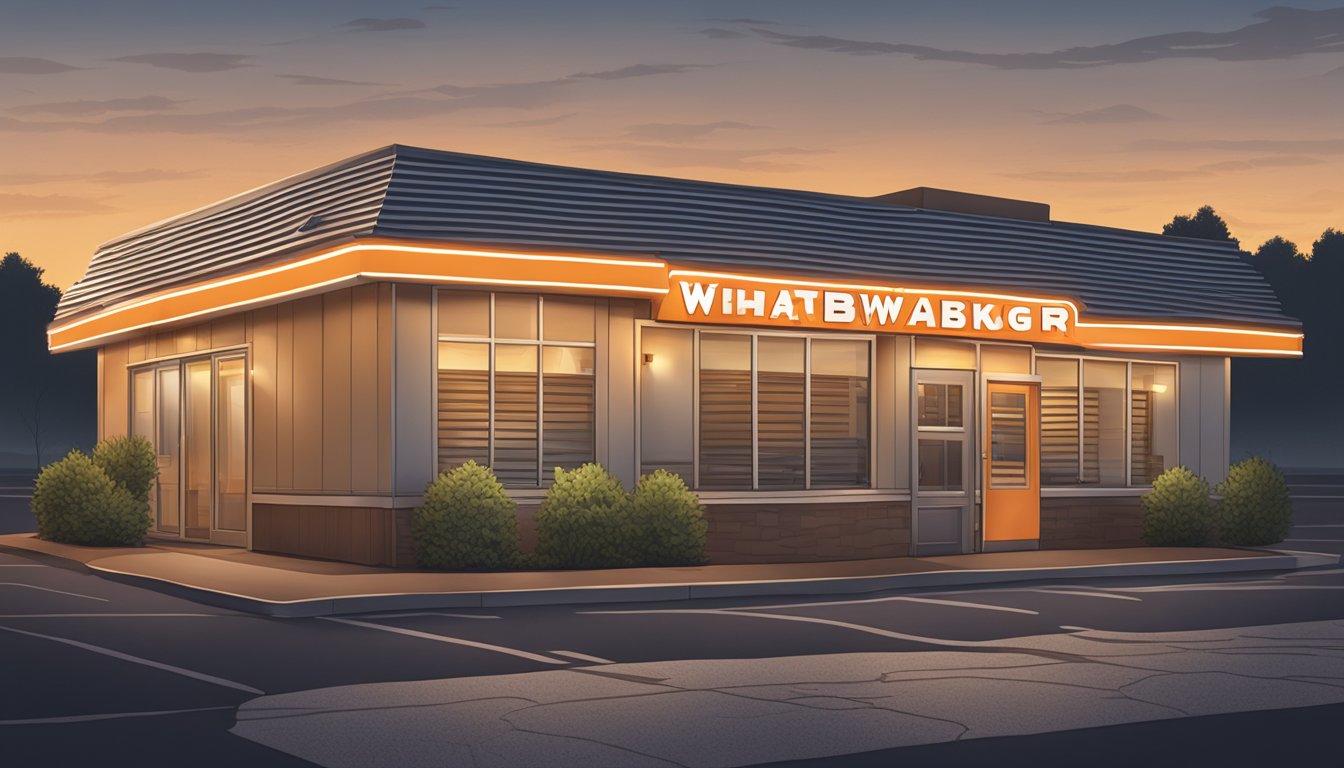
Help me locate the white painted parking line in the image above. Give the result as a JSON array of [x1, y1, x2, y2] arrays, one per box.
[[0, 494, 34, 498], [1027, 589, 1142, 602], [583, 607, 984, 648], [0, 583, 108, 602], [712, 595, 1038, 616], [319, 617, 570, 665], [1294, 524, 1344, 528], [1284, 538, 1344, 543], [348, 611, 500, 620], [550, 650, 614, 664], [0, 706, 234, 726], [0, 613, 221, 618], [0, 624, 263, 694], [0, 564, 44, 568]]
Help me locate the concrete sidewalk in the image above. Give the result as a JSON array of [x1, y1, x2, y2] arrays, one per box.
[[0, 532, 1335, 617]]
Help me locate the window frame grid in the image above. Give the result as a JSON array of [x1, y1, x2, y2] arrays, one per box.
[[1035, 353, 1179, 489], [635, 321, 876, 492], [434, 289, 597, 488]]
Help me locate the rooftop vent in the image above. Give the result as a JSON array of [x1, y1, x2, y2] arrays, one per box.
[[872, 187, 1050, 223]]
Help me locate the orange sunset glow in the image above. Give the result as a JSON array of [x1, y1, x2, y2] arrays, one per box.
[[3, 2, 1343, 289]]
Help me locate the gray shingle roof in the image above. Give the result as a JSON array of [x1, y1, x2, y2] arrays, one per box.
[[55, 144, 1295, 329]]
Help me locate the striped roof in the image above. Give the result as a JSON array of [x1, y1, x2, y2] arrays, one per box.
[[56, 144, 1294, 328]]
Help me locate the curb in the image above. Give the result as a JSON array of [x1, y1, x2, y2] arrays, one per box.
[[59, 548, 1341, 618]]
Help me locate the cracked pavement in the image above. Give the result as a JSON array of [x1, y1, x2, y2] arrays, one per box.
[[231, 619, 1344, 768]]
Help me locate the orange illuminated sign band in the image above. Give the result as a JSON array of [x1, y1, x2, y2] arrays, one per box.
[[658, 271, 1079, 346], [49, 239, 1303, 357]]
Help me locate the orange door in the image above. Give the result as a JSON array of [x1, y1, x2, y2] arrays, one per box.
[[983, 381, 1040, 545]]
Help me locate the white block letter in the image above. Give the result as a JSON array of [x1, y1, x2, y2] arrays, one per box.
[[972, 303, 1003, 331], [861, 294, 904, 326], [793, 289, 819, 316], [680, 282, 717, 316], [823, 291, 856, 323], [1007, 306, 1032, 332], [770, 290, 797, 320], [737, 289, 766, 316], [1042, 306, 1069, 333], [940, 300, 967, 329], [906, 297, 936, 328]]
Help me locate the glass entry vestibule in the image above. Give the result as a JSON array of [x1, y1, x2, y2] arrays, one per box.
[[130, 352, 248, 546]]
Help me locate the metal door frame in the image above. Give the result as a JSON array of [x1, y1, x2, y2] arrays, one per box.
[[910, 368, 975, 555]]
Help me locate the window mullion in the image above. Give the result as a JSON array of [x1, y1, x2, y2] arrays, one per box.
[[751, 334, 759, 491]]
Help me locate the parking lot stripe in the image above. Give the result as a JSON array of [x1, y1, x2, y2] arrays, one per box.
[[0, 624, 263, 694], [0, 583, 109, 602], [0, 613, 221, 618], [583, 608, 984, 648], [0, 564, 44, 568], [319, 617, 570, 665], [551, 650, 614, 664], [1027, 589, 1142, 602], [348, 611, 500, 620], [0, 706, 235, 726], [711, 595, 1038, 615]]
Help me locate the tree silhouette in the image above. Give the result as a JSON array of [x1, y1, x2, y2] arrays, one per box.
[[1249, 236, 1307, 316], [0, 253, 62, 467], [1162, 205, 1240, 247]]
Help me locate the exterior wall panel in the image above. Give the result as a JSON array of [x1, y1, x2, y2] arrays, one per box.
[[605, 299, 638, 488], [349, 284, 381, 494], [322, 290, 353, 493], [394, 284, 434, 496], [290, 296, 325, 492], [251, 305, 279, 491]]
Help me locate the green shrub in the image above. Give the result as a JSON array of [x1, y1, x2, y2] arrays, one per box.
[[535, 463, 634, 569], [1215, 457, 1292, 546], [92, 434, 157, 502], [32, 450, 150, 546], [413, 461, 519, 569], [630, 470, 707, 566], [1141, 466, 1211, 546]]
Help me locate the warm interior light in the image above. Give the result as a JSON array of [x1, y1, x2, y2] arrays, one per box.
[[1151, 383, 1168, 394]]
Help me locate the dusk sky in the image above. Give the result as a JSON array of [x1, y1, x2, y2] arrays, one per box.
[[3, 0, 1343, 289]]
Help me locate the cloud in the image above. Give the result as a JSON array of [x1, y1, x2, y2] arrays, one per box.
[[591, 142, 828, 172], [10, 95, 182, 117], [1044, 104, 1168, 124], [701, 28, 749, 40], [0, 63, 711, 136], [0, 193, 114, 219], [707, 18, 777, 25], [570, 64, 706, 80], [624, 120, 761, 142], [1129, 138, 1344, 155], [277, 74, 388, 87], [111, 52, 250, 72], [0, 168, 203, 186], [345, 18, 426, 33], [1002, 155, 1324, 183], [483, 113, 576, 128], [741, 7, 1344, 69], [0, 56, 83, 75]]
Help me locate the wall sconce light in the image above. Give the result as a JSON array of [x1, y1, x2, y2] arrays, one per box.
[[642, 353, 655, 365]]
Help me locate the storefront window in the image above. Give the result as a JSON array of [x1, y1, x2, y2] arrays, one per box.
[[641, 328, 872, 491], [1131, 363, 1178, 484], [698, 334, 753, 489], [1038, 356, 1178, 488], [436, 292, 595, 487]]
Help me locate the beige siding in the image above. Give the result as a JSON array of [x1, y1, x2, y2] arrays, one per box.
[[394, 284, 434, 495], [275, 302, 295, 489], [101, 341, 129, 439], [322, 291, 353, 492], [291, 295, 325, 491], [251, 304, 279, 491], [377, 283, 394, 492], [875, 335, 911, 489], [604, 299, 638, 488], [349, 284, 381, 494]]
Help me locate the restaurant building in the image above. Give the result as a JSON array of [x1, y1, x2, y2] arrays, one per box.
[[50, 145, 1302, 567]]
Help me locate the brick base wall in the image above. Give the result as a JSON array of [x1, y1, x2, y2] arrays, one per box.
[[253, 504, 399, 566], [704, 501, 912, 564], [1039, 496, 1145, 550]]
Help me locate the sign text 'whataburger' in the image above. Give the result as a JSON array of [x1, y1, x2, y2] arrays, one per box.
[[655, 273, 1081, 345]]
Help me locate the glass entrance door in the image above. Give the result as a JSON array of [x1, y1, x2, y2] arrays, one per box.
[[130, 352, 247, 545], [912, 370, 974, 555]]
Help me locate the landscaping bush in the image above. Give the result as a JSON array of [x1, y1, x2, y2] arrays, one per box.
[[92, 434, 157, 502], [1215, 457, 1292, 546], [413, 460, 519, 569], [534, 463, 634, 569], [1141, 466, 1211, 546], [630, 470, 707, 566], [31, 450, 150, 546]]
